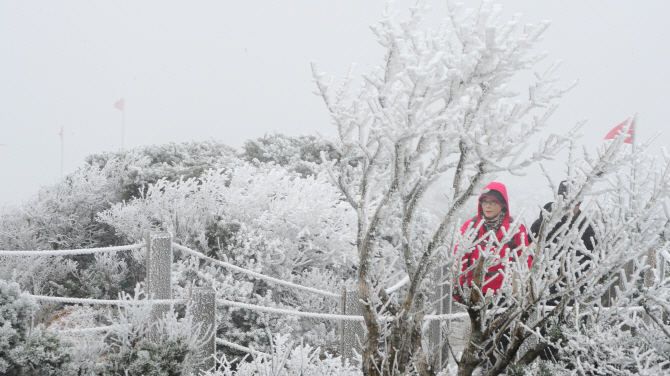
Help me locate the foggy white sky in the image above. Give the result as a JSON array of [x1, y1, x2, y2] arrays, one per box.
[[1, 1, 669, 207]]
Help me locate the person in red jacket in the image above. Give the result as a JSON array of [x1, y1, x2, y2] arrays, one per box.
[[458, 182, 531, 296]]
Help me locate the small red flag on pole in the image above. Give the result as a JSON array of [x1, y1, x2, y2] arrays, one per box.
[[604, 118, 635, 144], [114, 98, 124, 111]]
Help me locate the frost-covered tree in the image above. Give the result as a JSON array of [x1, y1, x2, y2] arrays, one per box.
[[311, 2, 585, 375], [314, 2, 670, 373], [527, 143, 670, 376]]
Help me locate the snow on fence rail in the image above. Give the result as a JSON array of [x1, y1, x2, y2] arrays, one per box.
[[218, 298, 364, 321], [31, 294, 188, 306], [55, 326, 114, 334], [217, 297, 472, 322], [661, 250, 670, 265], [173, 243, 342, 299], [0, 243, 144, 256], [215, 338, 271, 358], [30, 293, 473, 323]]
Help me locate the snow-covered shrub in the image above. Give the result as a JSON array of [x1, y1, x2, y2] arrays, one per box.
[[0, 140, 240, 300], [98, 162, 356, 356], [99, 287, 206, 375], [104, 338, 189, 376], [0, 280, 71, 375], [240, 133, 339, 178], [86, 139, 238, 202], [0, 154, 145, 311], [206, 333, 361, 376], [98, 163, 356, 271]]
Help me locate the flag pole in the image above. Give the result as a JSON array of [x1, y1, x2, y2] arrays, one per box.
[[121, 101, 126, 150], [630, 115, 637, 208], [114, 98, 125, 150], [59, 125, 64, 177], [632, 114, 637, 152]]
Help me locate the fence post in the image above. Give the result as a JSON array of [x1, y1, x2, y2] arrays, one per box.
[[427, 266, 453, 371], [602, 260, 634, 307], [341, 286, 364, 362], [191, 286, 216, 374], [340, 285, 346, 362], [146, 231, 173, 340], [641, 249, 657, 324]]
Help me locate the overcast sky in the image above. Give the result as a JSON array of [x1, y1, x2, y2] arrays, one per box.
[[1, 0, 669, 207]]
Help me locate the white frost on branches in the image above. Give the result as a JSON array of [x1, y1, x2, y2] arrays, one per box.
[[311, 1, 670, 375]]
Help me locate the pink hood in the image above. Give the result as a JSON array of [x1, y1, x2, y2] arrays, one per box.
[[477, 181, 510, 221]]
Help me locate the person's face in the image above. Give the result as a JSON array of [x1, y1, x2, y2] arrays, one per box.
[[480, 198, 503, 219], [564, 204, 580, 217]]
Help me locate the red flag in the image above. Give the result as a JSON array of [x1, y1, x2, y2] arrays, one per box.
[[604, 118, 634, 144], [58, 125, 63, 142], [114, 98, 124, 111]]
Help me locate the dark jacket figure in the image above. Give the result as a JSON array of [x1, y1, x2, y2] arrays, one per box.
[[528, 181, 596, 254], [530, 181, 597, 362], [458, 182, 531, 295]]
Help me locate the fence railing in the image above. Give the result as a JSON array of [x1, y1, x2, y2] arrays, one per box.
[[0, 232, 462, 373], [4, 232, 661, 373]]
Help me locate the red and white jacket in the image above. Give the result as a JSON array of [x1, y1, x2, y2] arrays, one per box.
[[458, 182, 531, 294]]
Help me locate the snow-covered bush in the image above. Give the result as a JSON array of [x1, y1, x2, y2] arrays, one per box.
[[86, 139, 238, 201], [99, 288, 206, 375], [0, 280, 71, 375], [0, 154, 142, 304], [0, 140, 240, 301], [97, 162, 355, 355], [98, 163, 356, 271], [206, 333, 361, 376], [240, 133, 340, 178]]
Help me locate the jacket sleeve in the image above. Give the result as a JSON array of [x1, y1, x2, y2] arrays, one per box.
[[529, 202, 553, 243], [581, 222, 597, 251]]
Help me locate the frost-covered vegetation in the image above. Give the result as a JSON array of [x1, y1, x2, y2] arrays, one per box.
[[1, 1, 670, 375], [309, 0, 670, 375], [0, 134, 360, 374]]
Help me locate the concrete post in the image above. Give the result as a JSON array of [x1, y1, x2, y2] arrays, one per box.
[[191, 287, 216, 374], [427, 266, 451, 371], [146, 232, 173, 339], [341, 286, 365, 362], [602, 260, 634, 307], [644, 249, 656, 290]]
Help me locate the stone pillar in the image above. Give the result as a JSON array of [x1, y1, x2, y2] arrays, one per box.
[[644, 249, 656, 290], [341, 286, 365, 362], [427, 266, 452, 372], [146, 232, 173, 339], [602, 260, 634, 307], [191, 287, 216, 374]]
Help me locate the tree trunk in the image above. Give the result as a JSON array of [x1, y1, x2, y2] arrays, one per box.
[[360, 274, 383, 376]]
